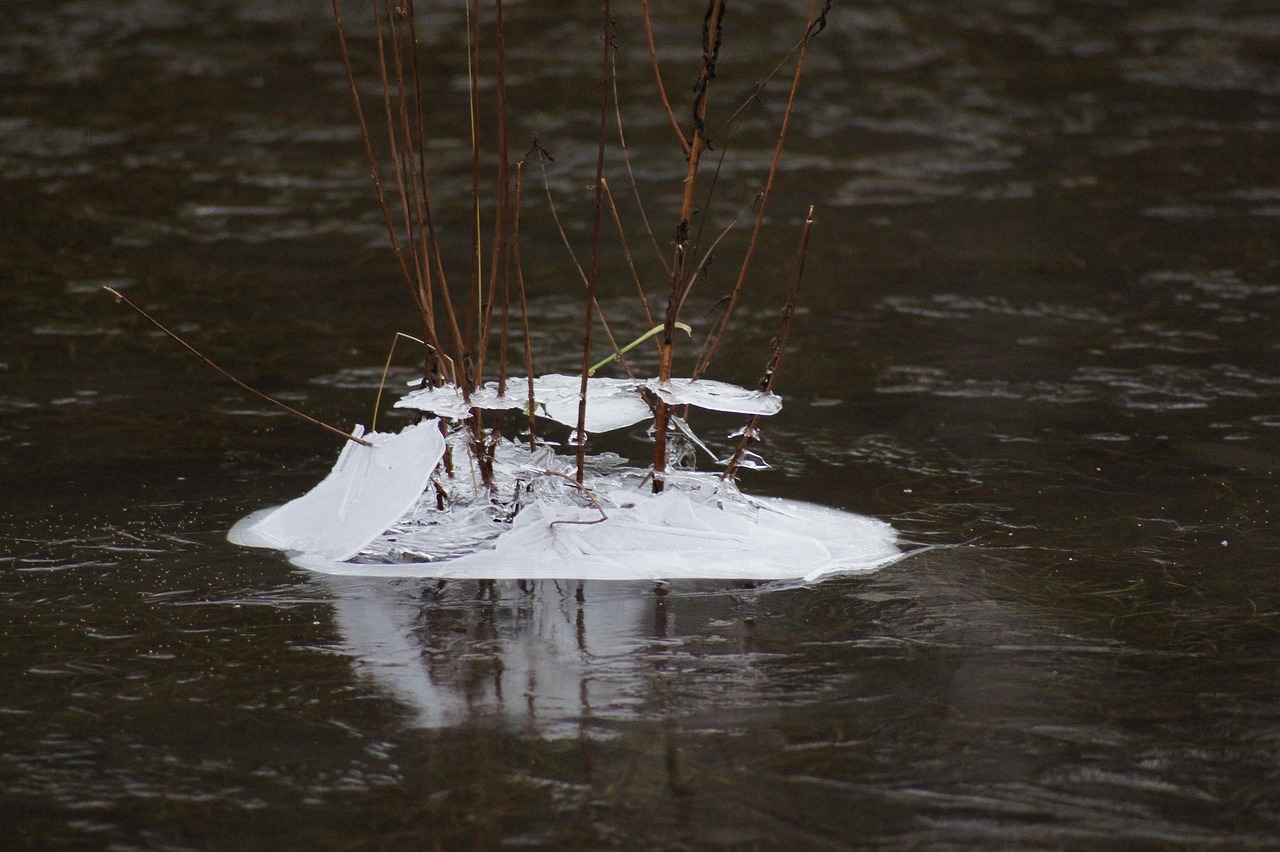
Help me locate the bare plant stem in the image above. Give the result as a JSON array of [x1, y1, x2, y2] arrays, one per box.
[[475, 0, 512, 387], [602, 177, 655, 329], [576, 0, 614, 485], [372, 331, 426, 431], [610, 46, 670, 276], [641, 0, 691, 158], [511, 162, 539, 450], [696, 0, 823, 379], [463, 0, 484, 372], [542, 470, 608, 527], [721, 205, 814, 478], [331, 1, 425, 340], [105, 288, 372, 447], [652, 0, 726, 493], [532, 150, 634, 378], [404, 0, 467, 385]]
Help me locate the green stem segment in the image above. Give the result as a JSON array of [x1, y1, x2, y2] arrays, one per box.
[[589, 323, 690, 376]]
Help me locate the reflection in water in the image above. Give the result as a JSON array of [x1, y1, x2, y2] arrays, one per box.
[[325, 577, 699, 735]]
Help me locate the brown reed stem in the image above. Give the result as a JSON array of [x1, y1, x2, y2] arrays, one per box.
[[641, 0, 691, 158], [511, 162, 538, 449], [652, 0, 726, 493], [475, 0, 512, 387], [404, 0, 467, 385], [721, 205, 813, 479], [105, 288, 372, 447], [463, 0, 484, 369], [331, 1, 425, 338], [576, 0, 613, 485], [531, 148, 634, 379], [695, 0, 822, 380], [602, 177, 655, 329], [610, 46, 670, 277]]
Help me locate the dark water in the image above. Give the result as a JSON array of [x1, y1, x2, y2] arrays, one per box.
[[3, 1, 1279, 848]]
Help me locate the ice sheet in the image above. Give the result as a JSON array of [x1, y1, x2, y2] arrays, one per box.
[[228, 420, 446, 560], [229, 420, 900, 584], [290, 489, 900, 581], [393, 375, 780, 431], [395, 374, 652, 433], [644, 378, 782, 416]]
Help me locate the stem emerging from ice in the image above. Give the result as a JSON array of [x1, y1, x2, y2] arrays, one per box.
[[105, 288, 372, 448]]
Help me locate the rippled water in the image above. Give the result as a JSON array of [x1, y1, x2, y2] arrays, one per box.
[[3, 1, 1279, 848]]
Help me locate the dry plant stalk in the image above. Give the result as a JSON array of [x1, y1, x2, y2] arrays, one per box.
[[722, 205, 815, 478], [328, 0, 829, 492]]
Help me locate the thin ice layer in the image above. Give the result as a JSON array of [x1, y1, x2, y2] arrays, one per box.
[[395, 374, 651, 433], [644, 378, 782, 416], [290, 488, 900, 581], [518, 374, 652, 433], [394, 375, 780, 430], [228, 420, 446, 561]]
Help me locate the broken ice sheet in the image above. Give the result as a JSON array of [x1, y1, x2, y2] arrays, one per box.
[[228, 419, 445, 561], [644, 378, 782, 416], [518, 374, 652, 433], [292, 484, 900, 581], [393, 384, 473, 420], [230, 422, 902, 581], [395, 374, 652, 433], [395, 374, 778, 430]]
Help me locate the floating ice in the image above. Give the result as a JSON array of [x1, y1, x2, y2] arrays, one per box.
[[230, 423, 901, 583], [393, 375, 780, 433], [511, 374, 652, 433], [392, 384, 473, 420], [396, 374, 652, 433], [228, 420, 445, 561], [643, 377, 782, 416]]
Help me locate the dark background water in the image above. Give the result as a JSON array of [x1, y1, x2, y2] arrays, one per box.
[[3, 1, 1279, 848]]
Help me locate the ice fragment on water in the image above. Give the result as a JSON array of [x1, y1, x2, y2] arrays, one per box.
[[395, 374, 652, 433], [644, 378, 782, 416], [397, 375, 779, 426], [228, 419, 445, 560]]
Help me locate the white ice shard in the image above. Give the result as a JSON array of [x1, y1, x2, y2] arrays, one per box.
[[643, 378, 782, 416], [228, 419, 445, 561], [393, 375, 780, 432], [392, 384, 473, 420], [395, 374, 652, 433], [518, 374, 652, 433]]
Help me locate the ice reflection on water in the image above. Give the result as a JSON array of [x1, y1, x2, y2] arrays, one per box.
[[326, 578, 670, 735]]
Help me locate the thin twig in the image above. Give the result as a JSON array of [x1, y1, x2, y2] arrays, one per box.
[[601, 177, 656, 328], [331, 0, 421, 330], [105, 288, 372, 447], [696, 0, 822, 379], [610, 46, 670, 276], [531, 147, 635, 379], [721, 205, 814, 478], [652, 0, 727, 493], [577, 0, 613, 485], [372, 331, 427, 431], [542, 470, 609, 527], [641, 0, 691, 158], [511, 162, 539, 449]]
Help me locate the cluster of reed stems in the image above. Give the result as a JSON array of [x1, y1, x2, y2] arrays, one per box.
[[332, 0, 832, 493]]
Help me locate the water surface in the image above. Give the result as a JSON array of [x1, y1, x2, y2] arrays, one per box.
[[2, 1, 1278, 848]]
